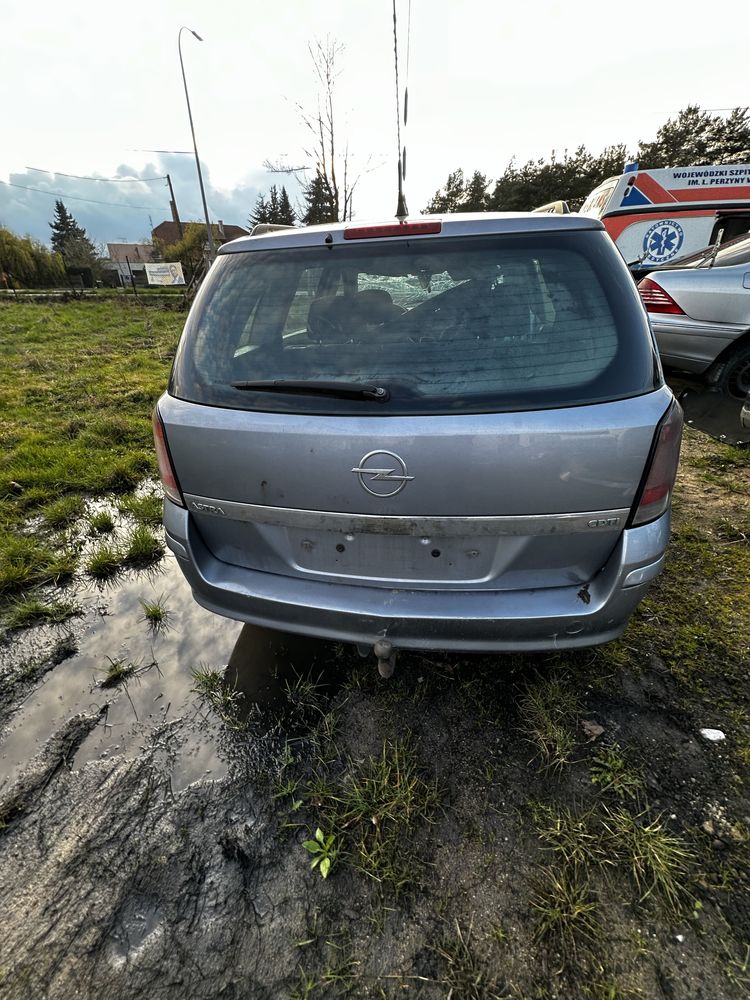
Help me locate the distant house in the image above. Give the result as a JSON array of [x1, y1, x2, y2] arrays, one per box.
[[151, 220, 249, 247], [103, 242, 156, 287]]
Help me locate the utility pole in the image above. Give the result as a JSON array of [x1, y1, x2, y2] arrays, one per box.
[[178, 27, 215, 261], [166, 173, 183, 239]]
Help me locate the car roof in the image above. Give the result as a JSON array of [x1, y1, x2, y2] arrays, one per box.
[[219, 212, 605, 254]]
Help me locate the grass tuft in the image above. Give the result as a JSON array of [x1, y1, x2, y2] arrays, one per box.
[[591, 744, 643, 800], [118, 492, 163, 527], [532, 865, 601, 959], [41, 495, 84, 529], [88, 510, 115, 534], [99, 655, 155, 688], [138, 595, 172, 632], [520, 674, 579, 769], [85, 543, 123, 580], [600, 806, 693, 913], [306, 739, 439, 892], [124, 525, 164, 567], [3, 595, 80, 631], [191, 665, 246, 729], [0, 534, 77, 595], [433, 920, 505, 999]]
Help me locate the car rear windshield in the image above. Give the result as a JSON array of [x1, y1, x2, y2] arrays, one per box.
[[170, 230, 658, 416]]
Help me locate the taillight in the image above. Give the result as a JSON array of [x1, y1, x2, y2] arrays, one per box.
[[343, 221, 442, 240], [630, 402, 683, 527], [638, 278, 685, 315], [152, 407, 184, 507]]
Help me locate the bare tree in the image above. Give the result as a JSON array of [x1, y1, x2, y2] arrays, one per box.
[[266, 37, 375, 223]]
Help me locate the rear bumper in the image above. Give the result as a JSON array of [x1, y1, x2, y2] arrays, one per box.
[[651, 314, 745, 373], [164, 501, 670, 652]]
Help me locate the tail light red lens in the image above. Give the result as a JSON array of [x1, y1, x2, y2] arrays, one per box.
[[638, 278, 685, 315], [152, 407, 184, 507], [630, 402, 683, 526]]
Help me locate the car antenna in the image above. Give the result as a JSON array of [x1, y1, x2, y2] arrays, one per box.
[[392, 0, 412, 220]]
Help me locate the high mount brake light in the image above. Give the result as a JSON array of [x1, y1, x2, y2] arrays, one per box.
[[630, 402, 683, 527], [638, 278, 685, 315], [152, 407, 184, 507], [343, 221, 442, 240]]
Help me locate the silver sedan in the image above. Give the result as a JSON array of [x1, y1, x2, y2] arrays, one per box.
[[639, 232, 750, 398]]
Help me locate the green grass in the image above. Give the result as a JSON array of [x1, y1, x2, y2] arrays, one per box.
[[590, 745, 644, 800], [118, 492, 163, 527], [124, 525, 164, 567], [433, 921, 506, 999], [138, 595, 172, 631], [531, 801, 694, 920], [519, 674, 579, 770], [191, 665, 246, 729], [531, 865, 601, 960], [88, 510, 115, 534], [304, 739, 439, 892], [3, 595, 80, 630], [600, 806, 693, 914], [99, 656, 155, 688], [0, 535, 77, 596], [40, 495, 84, 529], [85, 543, 124, 580], [0, 300, 181, 602]]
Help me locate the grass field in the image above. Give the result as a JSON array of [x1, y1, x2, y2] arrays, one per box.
[[0, 300, 182, 598]]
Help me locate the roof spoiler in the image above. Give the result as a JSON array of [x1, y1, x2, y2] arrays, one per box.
[[531, 200, 571, 215], [251, 223, 297, 236]]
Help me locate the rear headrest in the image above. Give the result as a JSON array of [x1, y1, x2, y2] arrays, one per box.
[[307, 291, 403, 342]]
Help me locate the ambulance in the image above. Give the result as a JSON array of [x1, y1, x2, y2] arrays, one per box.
[[579, 163, 750, 268]]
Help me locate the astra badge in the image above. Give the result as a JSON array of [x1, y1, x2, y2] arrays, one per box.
[[351, 450, 414, 497]]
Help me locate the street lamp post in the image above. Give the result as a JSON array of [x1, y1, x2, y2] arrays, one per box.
[[178, 26, 215, 261]]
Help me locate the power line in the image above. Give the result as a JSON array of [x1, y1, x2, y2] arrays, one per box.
[[0, 179, 163, 211], [25, 166, 167, 183], [127, 148, 193, 154]]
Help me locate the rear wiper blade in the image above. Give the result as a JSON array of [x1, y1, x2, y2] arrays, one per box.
[[231, 379, 390, 401]]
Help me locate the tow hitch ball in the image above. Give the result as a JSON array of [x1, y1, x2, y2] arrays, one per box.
[[373, 639, 396, 679]]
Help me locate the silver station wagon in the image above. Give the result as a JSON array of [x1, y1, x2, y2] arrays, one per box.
[[153, 213, 682, 673]]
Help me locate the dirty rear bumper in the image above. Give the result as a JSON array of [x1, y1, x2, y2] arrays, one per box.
[[163, 501, 669, 652]]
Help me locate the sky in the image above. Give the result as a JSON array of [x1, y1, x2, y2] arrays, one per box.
[[2, 0, 750, 248]]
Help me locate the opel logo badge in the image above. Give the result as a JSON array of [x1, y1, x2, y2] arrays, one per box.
[[351, 450, 414, 497]]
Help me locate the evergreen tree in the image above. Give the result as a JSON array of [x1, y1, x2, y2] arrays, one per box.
[[49, 200, 93, 255], [249, 185, 297, 227], [268, 185, 280, 222], [461, 171, 489, 212], [637, 105, 750, 168], [248, 193, 271, 228], [301, 170, 336, 225], [423, 169, 466, 213], [277, 186, 296, 225]]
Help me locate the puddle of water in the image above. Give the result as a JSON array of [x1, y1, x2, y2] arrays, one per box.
[[226, 624, 343, 718], [679, 387, 750, 446], [0, 549, 242, 792], [665, 376, 750, 446], [0, 529, 350, 794]]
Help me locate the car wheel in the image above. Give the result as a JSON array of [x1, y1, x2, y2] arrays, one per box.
[[715, 343, 750, 400]]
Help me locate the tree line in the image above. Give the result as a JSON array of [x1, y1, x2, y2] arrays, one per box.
[[4, 103, 750, 288], [423, 106, 750, 214]]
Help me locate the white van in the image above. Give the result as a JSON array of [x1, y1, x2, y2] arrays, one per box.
[[580, 163, 750, 267]]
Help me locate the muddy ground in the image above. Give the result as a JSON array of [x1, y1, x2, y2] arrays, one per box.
[[1, 426, 749, 1000]]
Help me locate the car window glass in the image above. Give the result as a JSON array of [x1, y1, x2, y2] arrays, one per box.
[[173, 231, 656, 416]]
